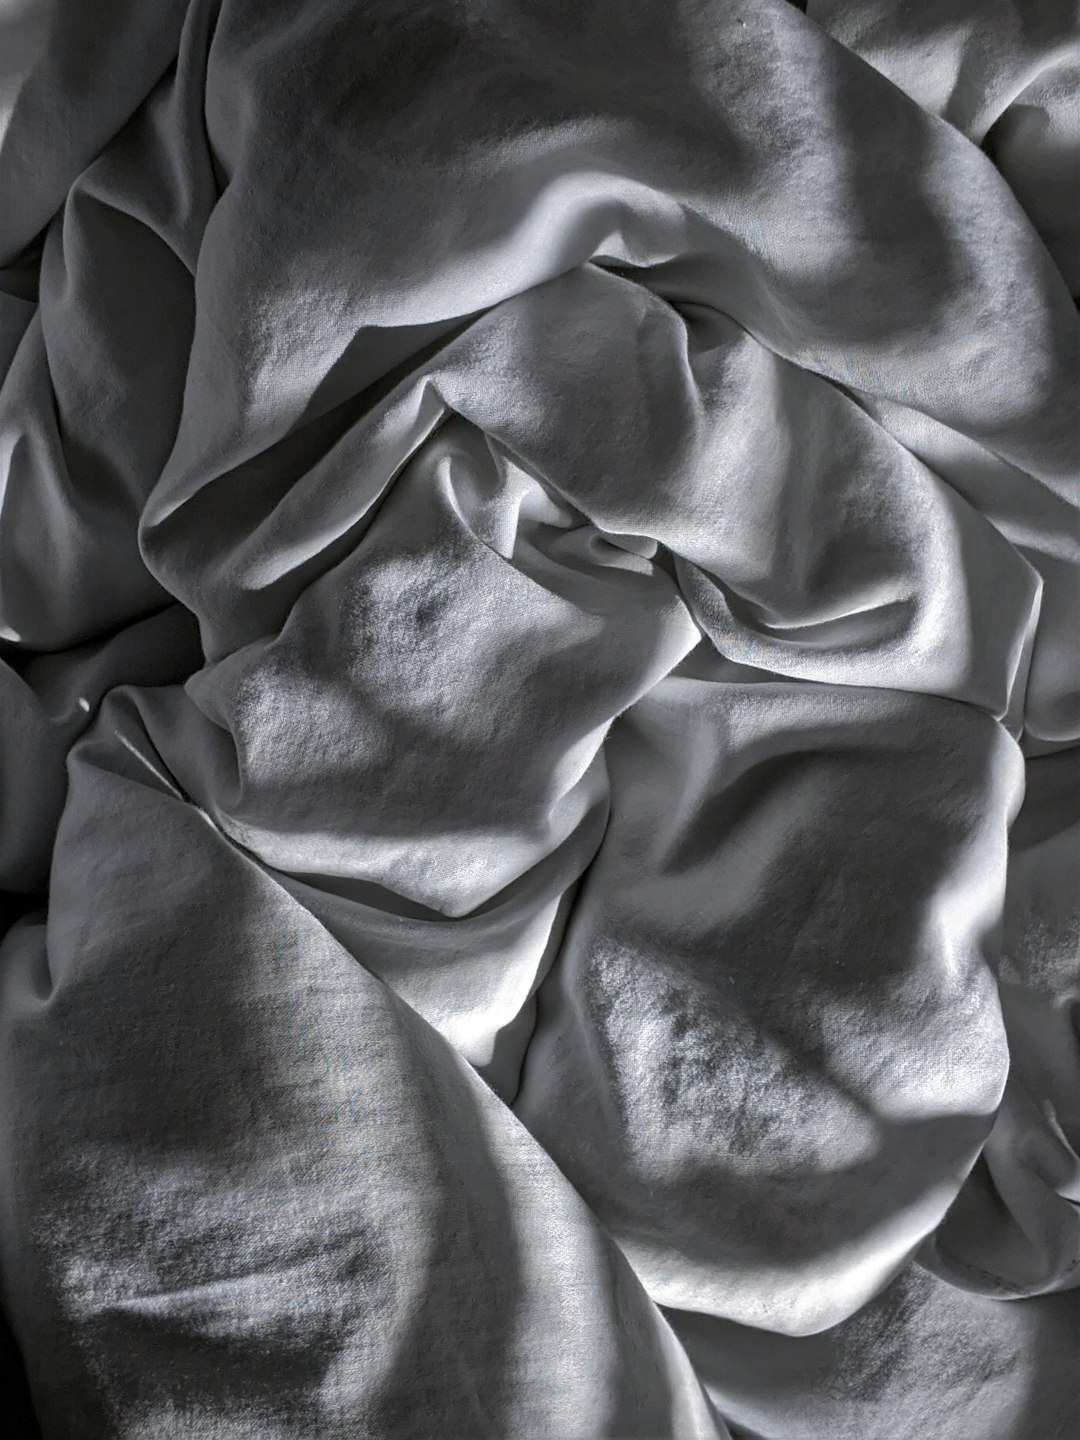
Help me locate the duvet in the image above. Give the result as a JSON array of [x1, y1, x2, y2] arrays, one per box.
[[0, 1, 1078, 1436]]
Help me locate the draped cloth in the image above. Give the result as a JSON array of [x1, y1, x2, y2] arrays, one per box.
[[0, 1, 1078, 1435]]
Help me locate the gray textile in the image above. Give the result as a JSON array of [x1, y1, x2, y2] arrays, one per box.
[[0, 0, 1078, 1435]]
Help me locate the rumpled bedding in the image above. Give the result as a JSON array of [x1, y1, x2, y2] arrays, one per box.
[[0, 0, 1078, 1435]]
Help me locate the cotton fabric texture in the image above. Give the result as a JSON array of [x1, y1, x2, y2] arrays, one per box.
[[0, 1, 1078, 1436]]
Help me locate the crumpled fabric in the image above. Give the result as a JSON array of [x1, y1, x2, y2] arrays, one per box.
[[0, 1, 1077, 1436]]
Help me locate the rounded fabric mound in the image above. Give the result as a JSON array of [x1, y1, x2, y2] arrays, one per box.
[[0, 1, 1078, 1437]]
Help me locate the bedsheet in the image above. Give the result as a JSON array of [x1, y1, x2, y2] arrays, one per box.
[[0, 1, 1078, 1436]]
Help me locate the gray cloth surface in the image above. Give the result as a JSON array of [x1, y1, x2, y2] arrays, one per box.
[[0, 1, 1078, 1436]]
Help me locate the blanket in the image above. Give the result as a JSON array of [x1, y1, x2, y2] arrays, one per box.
[[1, 1, 1078, 1435]]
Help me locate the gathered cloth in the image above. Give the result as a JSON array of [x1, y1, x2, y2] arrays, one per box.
[[0, 1, 1078, 1435]]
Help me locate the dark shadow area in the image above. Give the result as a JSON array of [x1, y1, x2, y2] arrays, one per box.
[[0, 1307, 41, 1439]]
